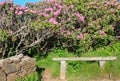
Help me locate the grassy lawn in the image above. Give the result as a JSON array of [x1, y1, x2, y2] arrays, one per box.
[[36, 42, 120, 81]]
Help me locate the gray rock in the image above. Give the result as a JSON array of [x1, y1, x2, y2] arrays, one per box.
[[0, 54, 36, 81], [3, 63, 21, 74]]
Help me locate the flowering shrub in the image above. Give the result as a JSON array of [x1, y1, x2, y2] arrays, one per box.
[[31, 0, 120, 55], [0, 1, 56, 58], [0, 0, 120, 58]]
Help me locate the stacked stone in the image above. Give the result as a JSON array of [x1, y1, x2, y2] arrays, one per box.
[[0, 54, 36, 81]]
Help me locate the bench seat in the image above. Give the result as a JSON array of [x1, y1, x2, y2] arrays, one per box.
[[53, 57, 117, 80]]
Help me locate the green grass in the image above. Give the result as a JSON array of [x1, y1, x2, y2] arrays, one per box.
[[16, 72, 40, 81], [36, 42, 120, 81], [67, 62, 101, 81], [36, 49, 76, 78]]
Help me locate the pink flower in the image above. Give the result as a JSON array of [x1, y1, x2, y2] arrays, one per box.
[[111, 9, 114, 13], [43, 14, 49, 17], [98, 18, 102, 20], [107, 1, 110, 5], [88, 23, 93, 26], [97, 25, 101, 28], [60, 29, 64, 32], [78, 28, 81, 31], [52, 21, 58, 24], [84, 33, 88, 36], [25, 7, 28, 9], [94, 6, 99, 9], [16, 7, 22, 10], [60, 20, 64, 23], [10, 7, 14, 11], [45, 20, 48, 22], [49, 0, 55, 2], [77, 33, 83, 39], [30, 10, 36, 13], [9, 30, 13, 35], [58, 5, 63, 9], [6, 1, 12, 4], [80, 16, 85, 22], [104, 4, 108, 7], [54, 10, 60, 16], [68, 18, 71, 21], [75, 12, 81, 17], [39, 12, 44, 16], [45, 8, 53, 11], [23, 7, 28, 10], [90, 2, 95, 5], [32, 11, 36, 13], [70, 5, 74, 8], [67, 31, 71, 35], [17, 11, 23, 15], [100, 30, 106, 36], [48, 18, 58, 24], [114, 2, 118, 6], [13, 4, 17, 7], [24, 9, 29, 12], [64, 34, 67, 37], [54, 4, 59, 7], [15, 11, 18, 14], [0, 2, 4, 6]]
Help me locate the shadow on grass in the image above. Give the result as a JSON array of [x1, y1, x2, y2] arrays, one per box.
[[36, 67, 45, 81]]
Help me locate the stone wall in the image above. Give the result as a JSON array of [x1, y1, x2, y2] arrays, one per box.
[[0, 54, 36, 81]]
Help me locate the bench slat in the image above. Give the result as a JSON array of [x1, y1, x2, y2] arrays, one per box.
[[53, 57, 117, 61]]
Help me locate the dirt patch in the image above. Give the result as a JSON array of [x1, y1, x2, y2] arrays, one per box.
[[42, 69, 66, 81]]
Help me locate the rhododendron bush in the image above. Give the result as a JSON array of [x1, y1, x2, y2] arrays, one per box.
[[0, 0, 119, 58]]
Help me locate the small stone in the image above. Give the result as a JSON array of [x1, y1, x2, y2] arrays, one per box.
[[7, 73, 19, 81], [23, 58, 36, 71], [17, 54, 24, 59], [18, 70, 27, 77], [4, 63, 21, 74], [0, 70, 6, 81], [20, 56, 30, 66], [33, 67, 36, 72], [14, 59, 21, 64], [6, 59, 13, 64], [0, 60, 3, 69]]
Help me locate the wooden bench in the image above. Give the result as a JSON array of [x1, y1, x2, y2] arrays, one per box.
[[53, 57, 117, 80]]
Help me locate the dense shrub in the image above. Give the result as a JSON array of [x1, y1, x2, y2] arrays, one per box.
[[0, 0, 120, 58], [0, 1, 56, 58], [29, 0, 120, 55]]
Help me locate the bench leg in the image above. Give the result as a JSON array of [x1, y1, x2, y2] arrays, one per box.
[[60, 60, 66, 80], [99, 61, 106, 68]]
